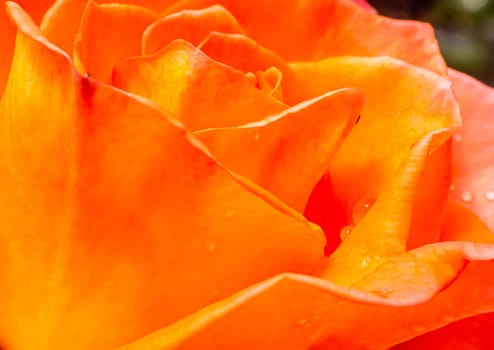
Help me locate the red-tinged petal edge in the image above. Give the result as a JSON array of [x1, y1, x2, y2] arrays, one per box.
[[352, 0, 375, 11]]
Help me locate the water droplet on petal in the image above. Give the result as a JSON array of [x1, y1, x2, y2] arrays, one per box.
[[372, 286, 394, 297], [453, 133, 462, 142], [486, 191, 494, 201], [296, 318, 308, 327], [360, 256, 372, 269], [340, 225, 354, 240], [352, 197, 375, 224], [449, 184, 456, 192], [245, 72, 256, 85], [461, 191, 473, 202]]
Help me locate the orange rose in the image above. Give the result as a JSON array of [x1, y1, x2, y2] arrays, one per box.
[[1, 0, 494, 349]]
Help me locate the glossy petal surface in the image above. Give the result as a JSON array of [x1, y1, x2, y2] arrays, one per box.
[[289, 57, 460, 244], [448, 69, 494, 231], [441, 202, 494, 244], [118, 242, 494, 349], [1, 0, 54, 95], [394, 312, 494, 350], [113, 40, 286, 130], [142, 5, 244, 55], [0, 5, 325, 349], [323, 131, 451, 284], [41, 0, 171, 55], [406, 140, 452, 249], [198, 32, 296, 94], [164, 0, 445, 73], [73, 1, 158, 81], [195, 88, 363, 212]]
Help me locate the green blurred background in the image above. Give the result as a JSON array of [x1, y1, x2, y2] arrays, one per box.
[[368, 0, 494, 86]]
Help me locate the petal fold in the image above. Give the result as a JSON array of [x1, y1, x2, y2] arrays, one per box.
[[195, 88, 363, 212], [0, 5, 325, 349], [197, 32, 296, 93], [1, 0, 54, 95], [164, 0, 445, 73], [113, 40, 286, 130], [142, 5, 245, 56], [448, 69, 494, 231], [288, 56, 460, 247], [118, 242, 494, 349], [73, 0, 158, 81], [290, 57, 460, 219], [323, 130, 452, 284]]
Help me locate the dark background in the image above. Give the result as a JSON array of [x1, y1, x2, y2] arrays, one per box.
[[368, 0, 494, 86]]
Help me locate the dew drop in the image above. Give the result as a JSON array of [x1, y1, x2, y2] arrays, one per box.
[[296, 318, 308, 327], [254, 132, 260, 141], [352, 197, 375, 224], [360, 256, 372, 269], [453, 133, 462, 142], [372, 286, 394, 297], [486, 191, 494, 201], [461, 191, 473, 202], [340, 225, 354, 240], [449, 184, 456, 192], [245, 72, 256, 85], [208, 243, 216, 251]]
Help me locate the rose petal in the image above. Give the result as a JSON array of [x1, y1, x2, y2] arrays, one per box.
[[100, 0, 178, 12], [441, 202, 494, 244], [195, 88, 363, 212], [323, 131, 452, 284], [198, 31, 296, 94], [1, 0, 54, 95], [0, 4, 325, 348], [40, 0, 87, 54], [352, 0, 375, 11], [448, 69, 494, 231], [117, 242, 494, 349], [254, 66, 284, 100], [288, 57, 460, 243], [284, 57, 459, 252], [304, 171, 347, 254], [393, 312, 494, 350], [406, 139, 452, 249], [142, 5, 245, 56], [73, 1, 158, 82], [164, 0, 445, 73], [41, 0, 174, 54], [113, 39, 286, 131]]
